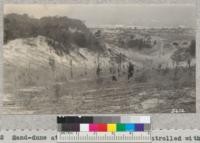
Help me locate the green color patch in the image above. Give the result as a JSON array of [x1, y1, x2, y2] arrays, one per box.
[[117, 123, 125, 131]]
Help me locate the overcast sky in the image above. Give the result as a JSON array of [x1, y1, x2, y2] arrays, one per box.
[[5, 4, 196, 28]]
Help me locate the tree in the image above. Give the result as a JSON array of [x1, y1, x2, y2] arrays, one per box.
[[95, 30, 101, 38], [128, 62, 134, 80], [189, 39, 195, 57], [73, 32, 88, 47]]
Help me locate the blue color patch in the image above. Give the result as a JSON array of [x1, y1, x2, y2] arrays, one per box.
[[125, 124, 135, 131]]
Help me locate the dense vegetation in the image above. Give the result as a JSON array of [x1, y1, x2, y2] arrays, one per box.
[[127, 38, 152, 49], [4, 14, 103, 54]]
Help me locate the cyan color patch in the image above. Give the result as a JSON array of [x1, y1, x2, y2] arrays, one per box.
[[125, 124, 135, 131]]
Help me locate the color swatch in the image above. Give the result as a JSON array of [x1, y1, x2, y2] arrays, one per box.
[[57, 116, 151, 132], [58, 123, 150, 132]]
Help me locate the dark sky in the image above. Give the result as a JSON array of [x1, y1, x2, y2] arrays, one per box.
[[5, 4, 196, 28]]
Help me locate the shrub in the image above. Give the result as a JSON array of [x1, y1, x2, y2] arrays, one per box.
[[135, 71, 148, 83]]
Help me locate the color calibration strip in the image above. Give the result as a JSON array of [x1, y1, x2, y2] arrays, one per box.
[[58, 123, 150, 132], [57, 116, 151, 132], [57, 116, 151, 142]]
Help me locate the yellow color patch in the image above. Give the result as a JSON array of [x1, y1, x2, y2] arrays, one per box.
[[107, 124, 116, 132]]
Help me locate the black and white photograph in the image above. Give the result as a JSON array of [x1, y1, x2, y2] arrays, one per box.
[[3, 4, 196, 114]]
